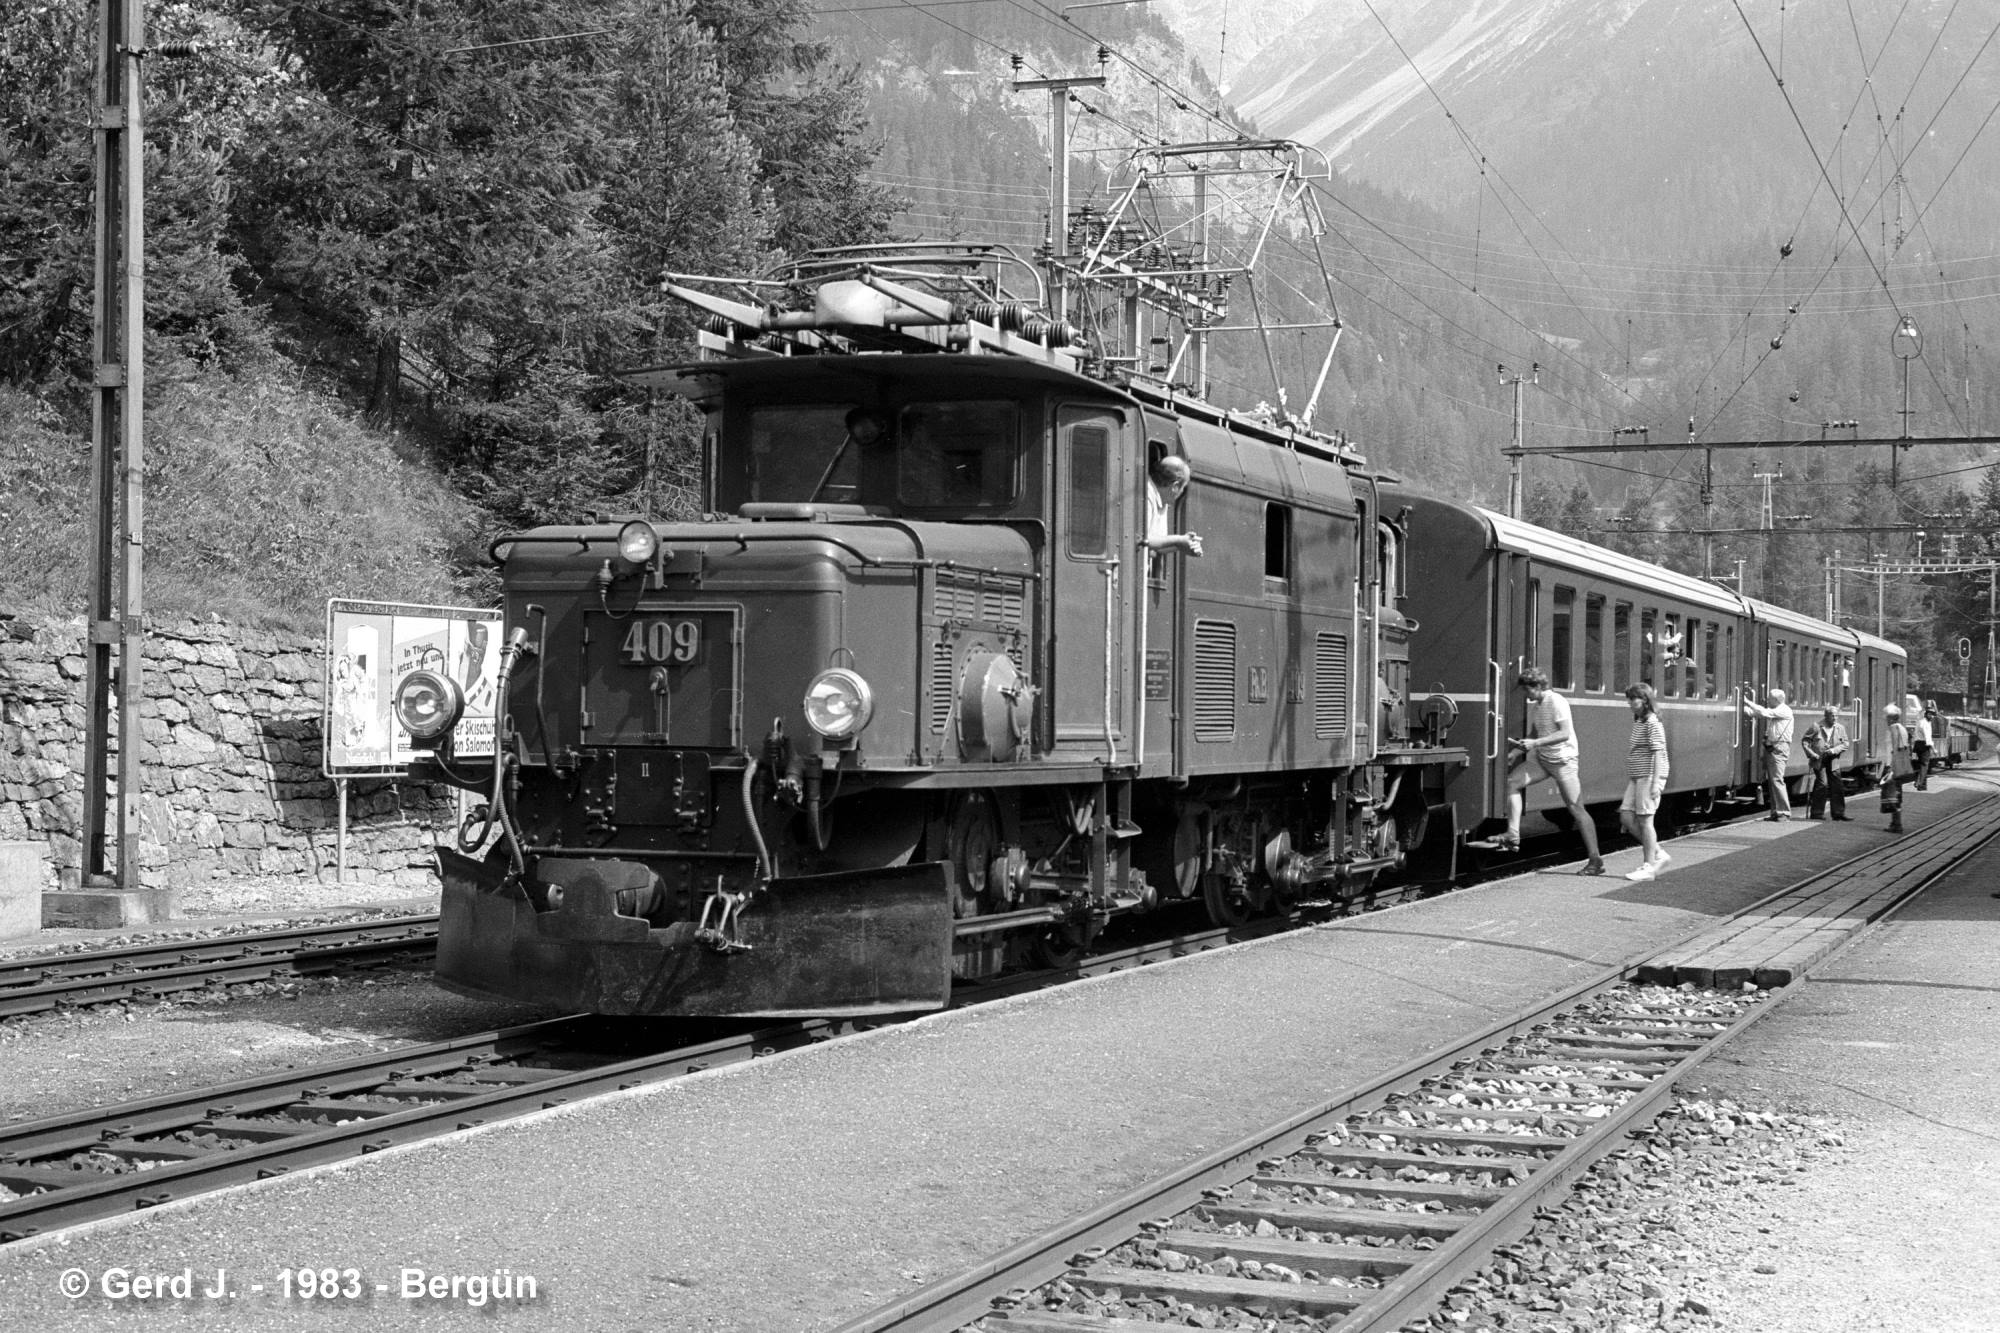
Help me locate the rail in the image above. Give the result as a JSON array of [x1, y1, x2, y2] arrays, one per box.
[[0, 918, 1286, 1245], [825, 794, 2000, 1333], [0, 915, 440, 1018]]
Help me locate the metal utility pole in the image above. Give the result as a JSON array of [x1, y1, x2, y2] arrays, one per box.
[[80, 0, 147, 892], [1753, 465, 1782, 529], [1693, 416, 1715, 578], [1891, 315, 1922, 488], [1013, 58, 1107, 324], [1499, 362, 1538, 519], [1875, 553, 1887, 638]]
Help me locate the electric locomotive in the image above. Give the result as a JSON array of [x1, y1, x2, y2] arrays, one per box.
[[396, 244, 1471, 1017]]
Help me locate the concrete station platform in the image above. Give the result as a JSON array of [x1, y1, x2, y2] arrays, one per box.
[[3, 768, 1997, 1333]]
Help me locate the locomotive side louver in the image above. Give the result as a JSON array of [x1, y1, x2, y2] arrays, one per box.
[[1194, 618, 1237, 742], [930, 640, 955, 733], [980, 586, 1025, 624], [933, 572, 1027, 628], [1314, 631, 1350, 739]]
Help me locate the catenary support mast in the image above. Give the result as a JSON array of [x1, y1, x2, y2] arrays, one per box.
[[80, 0, 147, 892]]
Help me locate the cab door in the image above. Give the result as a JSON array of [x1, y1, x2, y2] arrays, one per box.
[[1140, 426, 1180, 773], [1051, 406, 1132, 757]]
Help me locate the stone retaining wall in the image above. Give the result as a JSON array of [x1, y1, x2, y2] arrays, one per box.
[[0, 612, 453, 893]]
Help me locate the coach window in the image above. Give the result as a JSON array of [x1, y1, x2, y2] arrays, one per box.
[[1551, 586, 1575, 689], [1639, 609, 1658, 688], [1681, 616, 1700, 697], [1583, 594, 1605, 691], [1527, 579, 1541, 669], [1702, 622, 1719, 697], [1660, 613, 1682, 697], [1614, 601, 1633, 689], [1265, 503, 1293, 586]]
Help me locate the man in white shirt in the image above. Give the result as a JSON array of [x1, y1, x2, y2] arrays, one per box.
[[1502, 665, 1605, 875], [1740, 685, 1796, 820]]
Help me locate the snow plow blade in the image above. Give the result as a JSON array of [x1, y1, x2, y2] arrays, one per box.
[[433, 849, 955, 1017]]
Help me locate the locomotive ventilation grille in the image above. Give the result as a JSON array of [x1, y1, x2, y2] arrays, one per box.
[[1193, 618, 1237, 742], [933, 573, 1026, 627], [930, 640, 955, 733], [1314, 631, 1350, 739]]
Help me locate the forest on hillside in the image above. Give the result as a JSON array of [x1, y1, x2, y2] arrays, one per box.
[[0, 0, 898, 624]]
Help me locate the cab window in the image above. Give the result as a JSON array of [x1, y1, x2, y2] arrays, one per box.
[[730, 399, 1021, 512], [897, 401, 1019, 508]]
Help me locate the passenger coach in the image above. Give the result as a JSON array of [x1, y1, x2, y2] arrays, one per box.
[[1387, 490, 1906, 846]]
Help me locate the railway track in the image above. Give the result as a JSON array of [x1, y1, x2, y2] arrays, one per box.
[[0, 918, 1275, 1245], [826, 794, 2000, 1333], [0, 794, 1794, 1023], [0, 914, 441, 1018], [4, 791, 1979, 1253]]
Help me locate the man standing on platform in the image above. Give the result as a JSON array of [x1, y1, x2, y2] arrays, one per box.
[[1741, 685, 1797, 820], [1802, 705, 1851, 821]]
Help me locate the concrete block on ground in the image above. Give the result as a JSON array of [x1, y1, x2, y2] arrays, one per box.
[[0, 841, 47, 941], [42, 884, 177, 929]]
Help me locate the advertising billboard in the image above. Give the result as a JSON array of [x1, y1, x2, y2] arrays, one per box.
[[324, 599, 503, 777]]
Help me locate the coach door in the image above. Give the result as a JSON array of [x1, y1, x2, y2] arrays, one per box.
[[1492, 551, 1535, 795], [1051, 406, 1132, 757]]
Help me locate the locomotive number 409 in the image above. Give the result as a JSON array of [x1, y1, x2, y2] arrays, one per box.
[[622, 618, 702, 665]]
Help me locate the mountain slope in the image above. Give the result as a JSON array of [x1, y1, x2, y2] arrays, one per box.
[[1223, 0, 2000, 256]]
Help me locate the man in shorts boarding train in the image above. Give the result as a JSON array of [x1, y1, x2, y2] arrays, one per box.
[[1501, 665, 1606, 875]]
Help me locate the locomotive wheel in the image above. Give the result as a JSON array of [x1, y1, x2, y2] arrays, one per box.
[[1202, 872, 1270, 928], [1022, 922, 1086, 970], [945, 791, 1003, 918]]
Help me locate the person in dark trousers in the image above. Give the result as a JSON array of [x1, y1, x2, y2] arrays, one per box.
[[1802, 705, 1851, 820], [1924, 699, 1944, 785], [1906, 692, 1933, 790]]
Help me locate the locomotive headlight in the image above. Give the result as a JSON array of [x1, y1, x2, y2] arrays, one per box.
[[394, 669, 465, 744], [616, 519, 659, 565], [803, 668, 874, 739]]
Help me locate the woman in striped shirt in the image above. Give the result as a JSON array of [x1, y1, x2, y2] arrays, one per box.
[[1620, 682, 1671, 881]]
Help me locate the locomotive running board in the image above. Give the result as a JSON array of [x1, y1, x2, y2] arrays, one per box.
[[433, 849, 955, 1018]]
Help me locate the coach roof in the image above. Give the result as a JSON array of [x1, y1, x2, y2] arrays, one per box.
[[1478, 507, 1745, 618]]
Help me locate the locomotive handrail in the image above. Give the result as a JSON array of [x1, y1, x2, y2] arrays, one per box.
[[489, 532, 595, 563], [1486, 658, 1502, 761]]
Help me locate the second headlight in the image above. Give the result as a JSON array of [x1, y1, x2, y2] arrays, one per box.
[[394, 669, 465, 744], [803, 668, 874, 739]]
